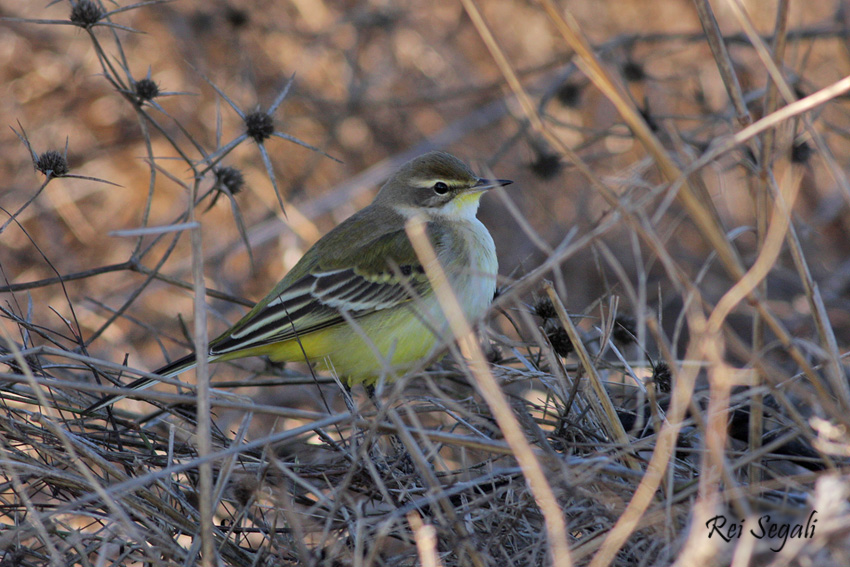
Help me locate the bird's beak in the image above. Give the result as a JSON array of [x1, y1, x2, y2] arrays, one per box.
[[473, 178, 513, 191]]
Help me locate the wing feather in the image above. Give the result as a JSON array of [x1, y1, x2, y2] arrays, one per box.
[[210, 264, 430, 356]]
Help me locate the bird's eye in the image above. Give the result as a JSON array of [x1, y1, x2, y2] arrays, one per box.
[[433, 181, 450, 195]]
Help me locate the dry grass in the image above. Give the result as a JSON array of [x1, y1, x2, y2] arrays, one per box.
[[2, 0, 850, 565]]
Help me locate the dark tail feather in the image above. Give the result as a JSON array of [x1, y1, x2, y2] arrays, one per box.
[[84, 352, 199, 414], [154, 352, 199, 377]]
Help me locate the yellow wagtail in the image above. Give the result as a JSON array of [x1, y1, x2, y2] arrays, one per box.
[[87, 151, 511, 412]]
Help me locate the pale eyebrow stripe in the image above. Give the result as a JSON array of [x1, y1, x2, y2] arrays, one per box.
[[409, 177, 461, 187]]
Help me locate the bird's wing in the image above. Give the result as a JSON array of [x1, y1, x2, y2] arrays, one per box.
[[209, 226, 433, 356]]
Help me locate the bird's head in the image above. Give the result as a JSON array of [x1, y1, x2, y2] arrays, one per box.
[[375, 151, 512, 220]]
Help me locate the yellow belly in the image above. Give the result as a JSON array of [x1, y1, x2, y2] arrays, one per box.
[[216, 304, 440, 386]]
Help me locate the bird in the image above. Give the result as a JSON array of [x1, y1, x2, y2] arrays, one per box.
[[86, 151, 512, 413]]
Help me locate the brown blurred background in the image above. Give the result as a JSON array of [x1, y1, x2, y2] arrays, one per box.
[[2, 0, 849, 387]]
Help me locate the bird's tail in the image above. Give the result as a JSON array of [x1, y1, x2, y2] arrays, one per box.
[[84, 352, 198, 414]]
